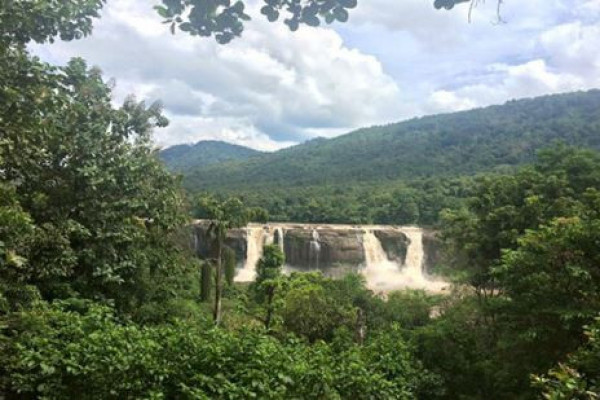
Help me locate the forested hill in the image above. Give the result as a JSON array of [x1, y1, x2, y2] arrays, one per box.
[[160, 140, 263, 172], [182, 90, 600, 191]]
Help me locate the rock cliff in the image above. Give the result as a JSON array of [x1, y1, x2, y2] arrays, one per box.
[[191, 222, 448, 292]]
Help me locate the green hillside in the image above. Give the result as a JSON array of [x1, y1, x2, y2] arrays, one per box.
[[175, 90, 600, 225], [160, 140, 262, 172], [183, 90, 600, 190]]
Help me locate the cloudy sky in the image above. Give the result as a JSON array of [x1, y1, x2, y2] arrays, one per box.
[[32, 0, 600, 151]]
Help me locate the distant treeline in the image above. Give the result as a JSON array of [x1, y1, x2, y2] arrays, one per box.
[[196, 176, 471, 226], [178, 90, 600, 225]]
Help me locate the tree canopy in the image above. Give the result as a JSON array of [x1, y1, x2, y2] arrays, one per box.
[[425, 146, 600, 398], [1, 0, 489, 46], [0, 1, 193, 319], [157, 0, 495, 43]]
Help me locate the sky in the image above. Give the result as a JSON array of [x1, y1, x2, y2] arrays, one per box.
[[31, 0, 600, 151]]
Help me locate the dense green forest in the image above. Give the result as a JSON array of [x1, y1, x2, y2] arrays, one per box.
[[1, 2, 599, 400], [160, 140, 263, 172], [172, 90, 600, 225], [182, 90, 600, 187]]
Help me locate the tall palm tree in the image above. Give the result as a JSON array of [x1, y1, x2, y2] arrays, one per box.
[[199, 196, 248, 325]]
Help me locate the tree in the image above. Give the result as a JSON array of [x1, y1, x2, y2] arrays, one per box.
[[391, 189, 420, 224], [415, 296, 505, 399], [441, 145, 600, 297], [0, 1, 494, 48], [247, 206, 270, 223], [432, 146, 600, 399], [253, 244, 285, 329], [0, 183, 37, 312], [1, 300, 433, 400], [0, 0, 103, 45], [157, 0, 502, 44], [223, 246, 237, 286], [533, 317, 600, 400], [156, 0, 359, 44], [434, 0, 471, 10], [0, 0, 210, 324], [281, 273, 356, 342], [199, 245, 235, 303], [1, 31, 189, 315], [194, 195, 248, 324], [493, 215, 600, 377], [200, 261, 212, 302]]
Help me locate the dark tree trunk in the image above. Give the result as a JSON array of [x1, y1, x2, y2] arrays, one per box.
[[354, 308, 366, 345], [264, 286, 275, 330], [200, 262, 212, 302], [213, 239, 223, 325]]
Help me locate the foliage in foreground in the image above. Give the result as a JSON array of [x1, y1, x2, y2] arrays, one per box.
[[0, 12, 196, 320], [0, 301, 432, 400], [427, 145, 600, 399], [534, 317, 600, 400]]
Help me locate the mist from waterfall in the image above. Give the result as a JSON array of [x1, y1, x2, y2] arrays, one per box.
[[362, 227, 447, 293], [235, 226, 265, 282]]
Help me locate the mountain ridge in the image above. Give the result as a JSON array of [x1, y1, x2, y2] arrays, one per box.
[[160, 140, 263, 172], [180, 89, 600, 191]]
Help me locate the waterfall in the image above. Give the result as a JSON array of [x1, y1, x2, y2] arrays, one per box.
[[235, 226, 265, 282], [399, 227, 425, 280], [193, 229, 199, 255], [191, 220, 447, 291], [362, 230, 400, 289], [362, 230, 393, 267], [309, 229, 321, 269], [362, 228, 447, 292], [274, 227, 285, 254], [265, 230, 274, 246]]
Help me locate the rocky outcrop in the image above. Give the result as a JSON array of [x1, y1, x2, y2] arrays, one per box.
[[284, 228, 364, 271], [224, 229, 247, 264], [284, 228, 365, 270], [193, 223, 214, 258], [191, 222, 449, 292], [373, 229, 409, 265], [192, 222, 441, 276], [422, 230, 442, 274], [193, 223, 246, 264]]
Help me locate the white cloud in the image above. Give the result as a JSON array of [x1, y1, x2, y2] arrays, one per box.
[[423, 14, 600, 113], [575, 0, 600, 20], [31, 0, 404, 150], [428, 90, 478, 113], [539, 22, 600, 75], [157, 115, 296, 152], [426, 59, 586, 113], [30, 0, 600, 151]]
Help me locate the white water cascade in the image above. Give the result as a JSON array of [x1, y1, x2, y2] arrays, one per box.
[[401, 227, 426, 282], [309, 229, 321, 269], [274, 227, 285, 254], [235, 226, 265, 282], [362, 227, 447, 292], [196, 221, 448, 291], [362, 230, 402, 290], [264, 231, 274, 246]]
